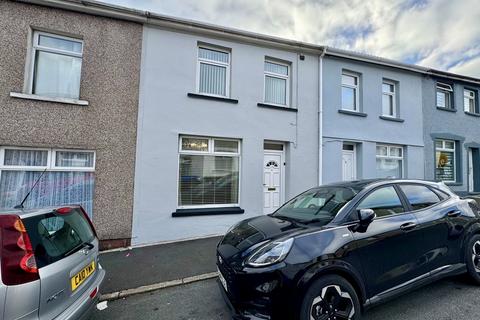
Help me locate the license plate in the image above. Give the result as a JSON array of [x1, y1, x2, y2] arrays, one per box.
[[71, 261, 95, 291], [217, 268, 228, 292]]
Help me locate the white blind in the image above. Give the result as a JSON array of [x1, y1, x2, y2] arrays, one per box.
[[199, 63, 227, 96], [265, 76, 287, 105]]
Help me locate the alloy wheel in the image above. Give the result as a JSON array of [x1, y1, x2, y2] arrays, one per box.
[[472, 240, 480, 272], [310, 285, 355, 320]]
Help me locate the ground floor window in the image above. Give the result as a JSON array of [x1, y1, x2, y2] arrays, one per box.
[[435, 139, 456, 182], [376, 145, 403, 178], [0, 147, 95, 216], [178, 136, 240, 207]]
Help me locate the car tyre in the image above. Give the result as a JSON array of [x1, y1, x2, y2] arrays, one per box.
[[466, 234, 480, 285], [300, 274, 361, 320]]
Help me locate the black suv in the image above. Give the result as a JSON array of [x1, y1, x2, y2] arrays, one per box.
[[216, 179, 480, 320]]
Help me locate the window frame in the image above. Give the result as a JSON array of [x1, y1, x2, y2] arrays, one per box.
[[435, 139, 456, 183], [375, 144, 404, 178], [263, 59, 290, 107], [436, 82, 454, 109], [177, 135, 241, 209], [28, 31, 84, 97], [341, 71, 360, 112], [51, 149, 96, 171], [382, 80, 397, 118], [464, 88, 477, 114], [196, 45, 231, 98]]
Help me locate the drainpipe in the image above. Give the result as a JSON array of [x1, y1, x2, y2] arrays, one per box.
[[318, 47, 326, 186]]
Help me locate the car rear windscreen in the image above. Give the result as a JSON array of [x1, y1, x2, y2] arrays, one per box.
[[23, 208, 95, 268]]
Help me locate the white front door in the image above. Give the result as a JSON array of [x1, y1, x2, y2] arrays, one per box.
[[469, 149, 474, 193], [263, 152, 283, 214], [342, 150, 356, 181]]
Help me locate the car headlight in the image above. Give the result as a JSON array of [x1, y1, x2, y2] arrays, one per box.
[[246, 238, 294, 267]]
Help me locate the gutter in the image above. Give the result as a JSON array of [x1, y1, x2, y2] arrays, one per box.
[[318, 47, 326, 186], [15, 0, 480, 84]]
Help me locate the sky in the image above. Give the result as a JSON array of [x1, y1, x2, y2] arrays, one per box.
[[103, 0, 480, 78]]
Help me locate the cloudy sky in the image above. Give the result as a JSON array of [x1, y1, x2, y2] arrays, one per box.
[[103, 0, 480, 78]]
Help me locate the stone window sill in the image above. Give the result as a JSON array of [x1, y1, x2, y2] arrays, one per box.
[[187, 93, 238, 104], [172, 206, 245, 217], [465, 111, 480, 117], [436, 106, 456, 113], [257, 103, 298, 112], [379, 115, 405, 123], [338, 109, 367, 117], [10, 92, 89, 106]]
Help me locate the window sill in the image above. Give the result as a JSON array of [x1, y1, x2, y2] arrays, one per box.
[[436, 106, 456, 113], [338, 109, 367, 117], [187, 93, 238, 104], [172, 206, 245, 217], [10, 92, 89, 106], [257, 103, 298, 112], [379, 115, 405, 123], [465, 111, 480, 117]]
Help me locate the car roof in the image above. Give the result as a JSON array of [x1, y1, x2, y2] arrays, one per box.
[[318, 178, 448, 192]]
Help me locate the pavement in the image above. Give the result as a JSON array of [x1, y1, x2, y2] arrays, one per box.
[[92, 275, 480, 320], [99, 236, 221, 294]]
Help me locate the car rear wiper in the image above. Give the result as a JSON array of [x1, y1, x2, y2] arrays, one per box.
[[63, 241, 94, 257]]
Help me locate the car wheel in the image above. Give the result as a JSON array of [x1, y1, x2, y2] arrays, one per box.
[[466, 234, 480, 284], [300, 275, 361, 320]]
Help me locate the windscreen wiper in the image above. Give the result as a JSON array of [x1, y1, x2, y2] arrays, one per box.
[[63, 241, 94, 257]]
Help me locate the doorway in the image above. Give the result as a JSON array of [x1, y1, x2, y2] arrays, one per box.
[[263, 143, 285, 214], [342, 143, 357, 181]]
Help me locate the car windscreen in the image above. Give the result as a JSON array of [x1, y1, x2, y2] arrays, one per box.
[[273, 186, 358, 224], [23, 208, 95, 268]]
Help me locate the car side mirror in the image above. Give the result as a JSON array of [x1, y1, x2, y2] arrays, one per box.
[[358, 209, 376, 225]]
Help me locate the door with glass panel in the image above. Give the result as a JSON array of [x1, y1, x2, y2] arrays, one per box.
[[263, 149, 284, 214], [342, 144, 356, 181], [468, 148, 480, 193]]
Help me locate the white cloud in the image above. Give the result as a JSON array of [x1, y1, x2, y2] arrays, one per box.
[[104, 0, 480, 77]]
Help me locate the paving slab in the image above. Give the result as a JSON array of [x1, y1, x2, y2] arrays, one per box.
[[99, 236, 221, 294]]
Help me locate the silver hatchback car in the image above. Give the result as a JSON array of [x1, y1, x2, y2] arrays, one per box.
[[0, 205, 105, 320]]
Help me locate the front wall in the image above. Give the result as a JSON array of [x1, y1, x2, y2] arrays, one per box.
[[0, 2, 142, 242], [133, 26, 320, 244], [422, 77, 480, 193], [322, 56, 425, 183]]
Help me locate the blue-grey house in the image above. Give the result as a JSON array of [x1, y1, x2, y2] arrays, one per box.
[[422, 71, 480, 195]]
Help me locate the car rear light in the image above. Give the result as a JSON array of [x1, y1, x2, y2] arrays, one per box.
[[0, 215, 39, 285], [90, 286, 98, 299], [55, 207, 72, 214]]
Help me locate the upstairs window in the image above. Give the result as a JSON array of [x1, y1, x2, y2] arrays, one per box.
[[197, 46, 230, 97], [464, 89, 477, 113], [382, 81, 396, 117], [341, 72, 359, 111], [264, 60, 290, 106], [30, 31, 83, 99], [436, 83, 453, 109], [435, 139, 456, 182]]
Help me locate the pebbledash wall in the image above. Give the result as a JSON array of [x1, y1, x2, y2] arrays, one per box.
[[132, 25, 321, 245], [422, 75, 480, 195], [0, 1, 142, 249], [322, 55, 425, 183]]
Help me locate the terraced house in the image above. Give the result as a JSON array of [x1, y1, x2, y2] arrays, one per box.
[[0, 0, 142, 249], [2, 0, 480, 248]]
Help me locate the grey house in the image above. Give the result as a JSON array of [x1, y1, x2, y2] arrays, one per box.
[[321, 51, 426, 184], [422, 72, 480, 194], [133, 23, 322, 245]]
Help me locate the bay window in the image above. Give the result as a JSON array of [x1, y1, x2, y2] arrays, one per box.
[[376, 145, 403, 178], [0, 147, 95, 216], [435, 139, 456, 182], [178, 136, 240, 207], [436, 83, 453, 109], [30, 31, 83, 99], [197, 46, 230, 97], [264, 60, 289, 106]]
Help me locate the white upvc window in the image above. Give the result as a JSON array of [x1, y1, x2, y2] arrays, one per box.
[[196, 46, 230, 97], [0, 147, 95, 216], [464, 89, 477, 113], [435, 139, 456, 183], [376, 145, 404, 178], [264, 60, 290, 106], [178, 136, 240, 208], [382, 81, 396, 117], [29, 31, 83, 99], [341, 72, 360, 111], [436, 82, 453, 109]]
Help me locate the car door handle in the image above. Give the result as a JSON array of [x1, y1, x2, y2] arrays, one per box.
[[400, 222, 417, 231], [447, 209, 462, 217]]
